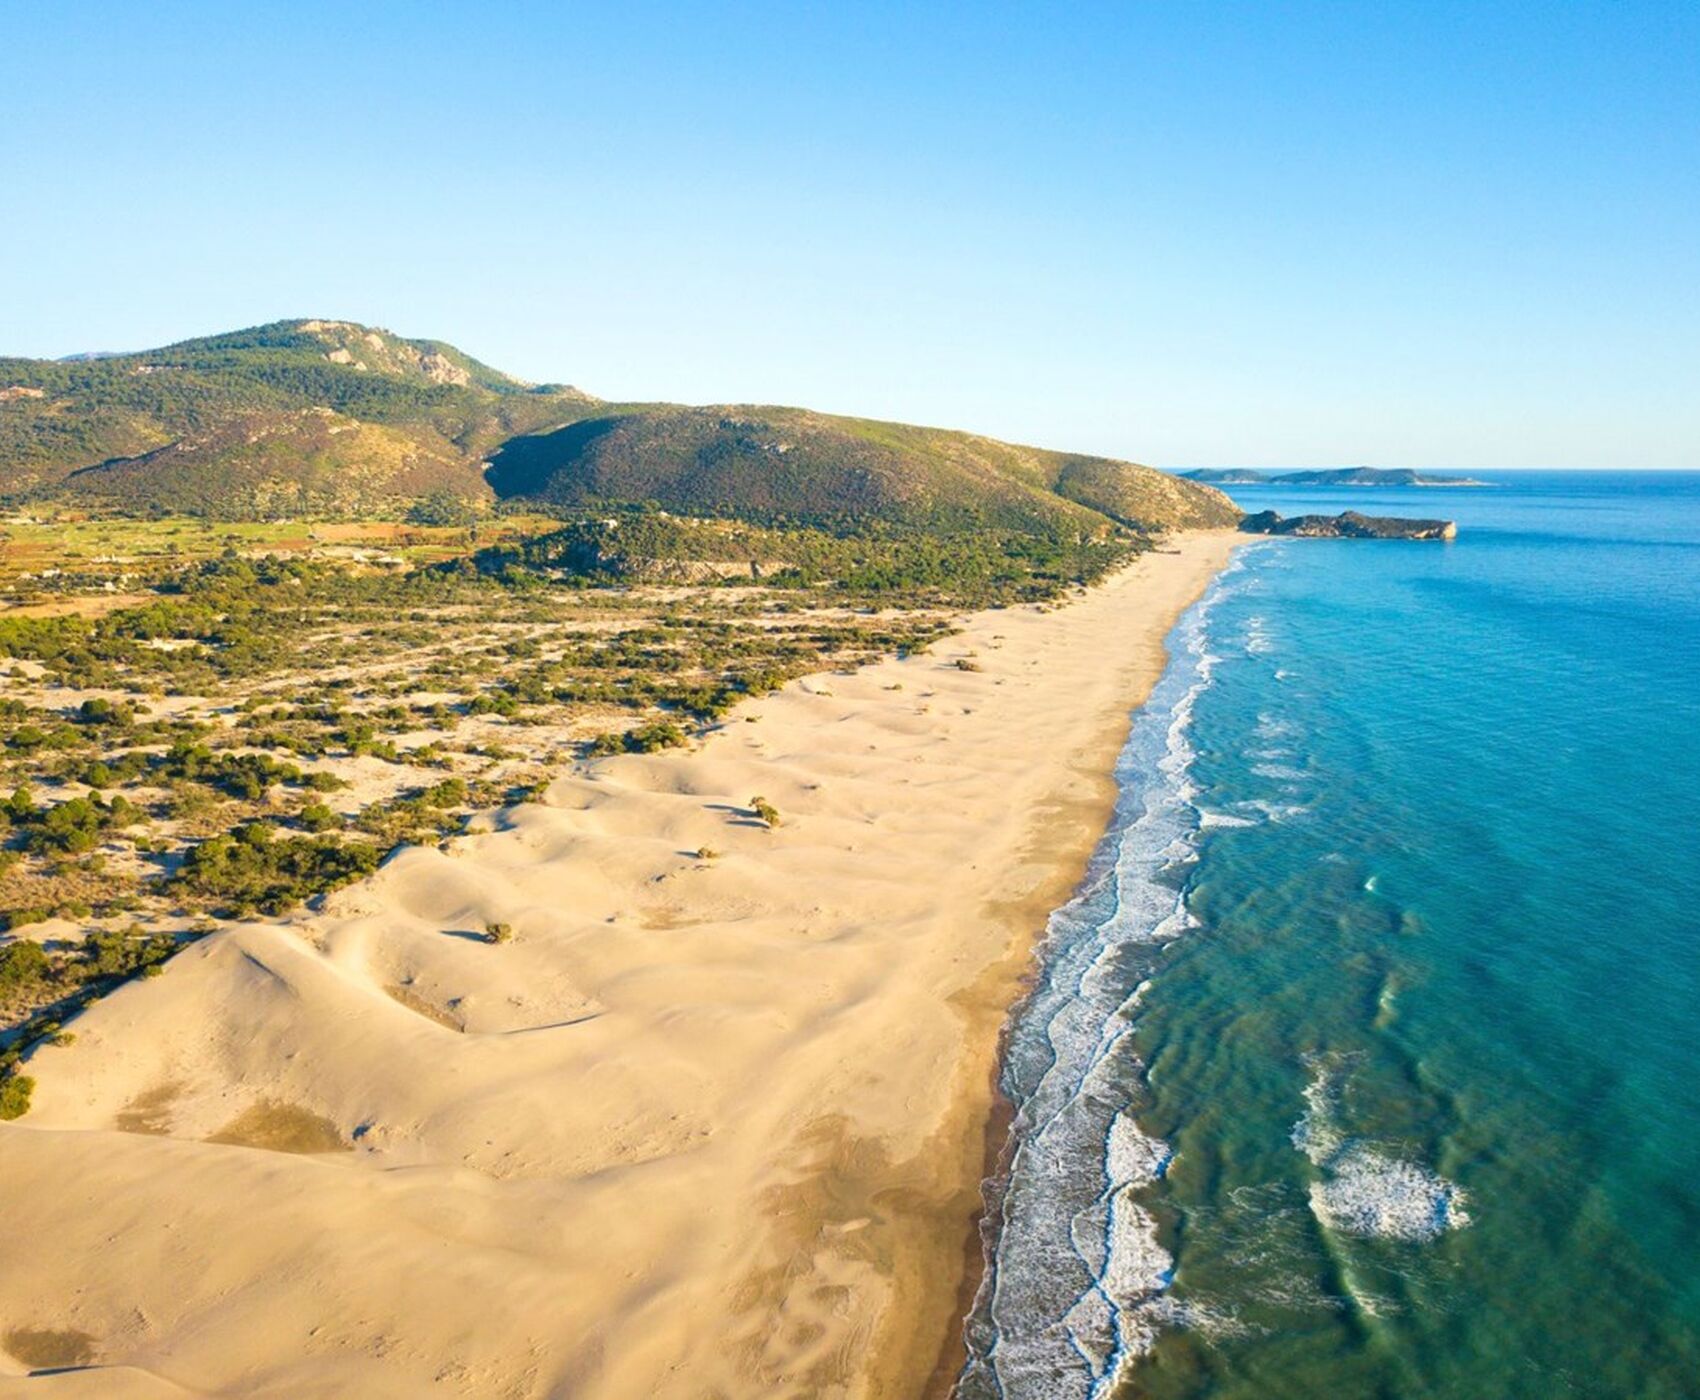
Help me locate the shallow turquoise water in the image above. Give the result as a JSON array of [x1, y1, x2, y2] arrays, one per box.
[[961, 472, 1700, 1400]]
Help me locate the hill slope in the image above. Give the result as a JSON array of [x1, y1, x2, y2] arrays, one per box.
[[2, 319, 1237, 534], [487, 405, 1238, 535], [0, 319, 598, 500], [59, 408, 474, 517]]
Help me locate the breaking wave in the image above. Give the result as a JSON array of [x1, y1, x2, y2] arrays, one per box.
[[1293, 1059, 1471, 1242], [956, 556, 1251, 1400]]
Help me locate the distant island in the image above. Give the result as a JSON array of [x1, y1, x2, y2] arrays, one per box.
[[1240, 508, 1457, 540], [1181, 467, 1491, 487]]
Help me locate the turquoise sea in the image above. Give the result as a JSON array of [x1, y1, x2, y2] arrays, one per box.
[[960, 472, 1700, 1399]]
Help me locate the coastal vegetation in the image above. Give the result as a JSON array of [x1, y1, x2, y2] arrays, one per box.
[[0, 317, 1239, 1115], [0, 514, 1025, 1094]]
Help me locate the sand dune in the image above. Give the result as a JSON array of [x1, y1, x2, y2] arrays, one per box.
[[0, 532, 1238, 1399]]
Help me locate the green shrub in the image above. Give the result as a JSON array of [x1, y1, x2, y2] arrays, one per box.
[[298, 802, 339, 832], [76, 697, 134, 726], [0, 1073, 34, 1120], [420, 778, 467, 808], [173, 828, 380, 915], [2, 785, 34, 823], [750, 796, 780, 828], [77, 926, 176, 978], [13, 791, 142, 855], [0, 938, 50, 985], [587, 722, 688, 758], [624, 721, 687, 754]]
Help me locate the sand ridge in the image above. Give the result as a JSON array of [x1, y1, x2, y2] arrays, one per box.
[[0, 531, 1239, 1399]]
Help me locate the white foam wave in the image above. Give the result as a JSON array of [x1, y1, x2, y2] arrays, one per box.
[[1199, 809, 1257, 829], [1244, 614, 1275, 655], [1236, 798, 1311, 823], [1293, 1061, 1470, 1244], [1308, 1150, 1471, 1241], [956, 560, 1253, 1400]]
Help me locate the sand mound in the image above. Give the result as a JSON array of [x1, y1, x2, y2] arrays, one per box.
[[0, 534, 1238, 1399]]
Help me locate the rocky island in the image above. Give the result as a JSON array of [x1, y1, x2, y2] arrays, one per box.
[[1240, 508, 1458, 540], [1185, 467, 1490, 487]]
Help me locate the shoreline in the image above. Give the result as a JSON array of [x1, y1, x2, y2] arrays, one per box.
[[1, 531, 1240, 1398], [910, 532, 1239, 1399]]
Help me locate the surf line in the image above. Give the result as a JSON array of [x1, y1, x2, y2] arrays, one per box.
[[956, 554, 1253, 1400]]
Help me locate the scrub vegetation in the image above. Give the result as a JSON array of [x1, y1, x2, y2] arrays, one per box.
[[0, 317, 1237, 1113]]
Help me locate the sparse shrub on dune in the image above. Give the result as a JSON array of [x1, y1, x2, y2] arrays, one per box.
[[0, 938, 50, 985], [172, 824, 380, 916], [298, 802, 339, 832], [624, 721, 687, 753], [0, 1072, 34, 1120]]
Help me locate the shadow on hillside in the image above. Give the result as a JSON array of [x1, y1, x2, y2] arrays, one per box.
[[485, 416, 625, 499]]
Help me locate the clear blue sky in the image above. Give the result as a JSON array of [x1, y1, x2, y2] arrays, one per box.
[[3, 2, 1696, 467]]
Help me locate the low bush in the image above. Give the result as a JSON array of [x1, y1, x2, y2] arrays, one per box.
[[0, 939, 50, 987], [0, 1072, 34, 1120], [173, 824, 380, 915], [18, 791, 143, 854], [298, 802, 339, 832]]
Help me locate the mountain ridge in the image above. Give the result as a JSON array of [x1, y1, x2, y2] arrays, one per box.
[[2, 319, 1238, 535]]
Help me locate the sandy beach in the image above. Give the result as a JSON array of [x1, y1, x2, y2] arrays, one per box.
[[0, 530, 1238, 1400]]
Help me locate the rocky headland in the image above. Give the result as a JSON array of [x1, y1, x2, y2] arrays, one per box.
[[1240, 508, 1458, 540]]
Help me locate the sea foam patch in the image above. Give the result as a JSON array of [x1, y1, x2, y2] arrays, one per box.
[[1293, 1061, 1470, 1243]]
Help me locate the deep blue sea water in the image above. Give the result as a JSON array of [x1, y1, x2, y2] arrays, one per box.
[[960, 472, 1700, 1400]]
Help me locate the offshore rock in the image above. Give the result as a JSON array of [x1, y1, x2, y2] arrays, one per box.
[[1240, 509, 1457, 540]]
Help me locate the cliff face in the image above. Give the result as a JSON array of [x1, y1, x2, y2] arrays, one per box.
[[1240, 509, 1457, 540]]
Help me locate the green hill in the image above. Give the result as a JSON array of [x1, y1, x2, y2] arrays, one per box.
[[1, 318, 1237, 535], [59, 408, 478, 517], [486, 405, 1238, 535], [0, 319, 597, 500]]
